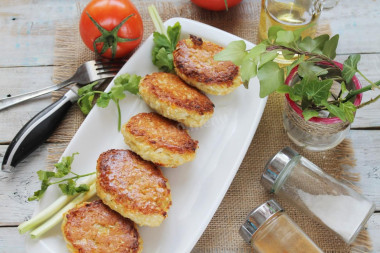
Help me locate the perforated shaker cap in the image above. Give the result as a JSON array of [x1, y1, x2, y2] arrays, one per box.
[[260, 147, 299, 192], [239, 199, 283, 243]]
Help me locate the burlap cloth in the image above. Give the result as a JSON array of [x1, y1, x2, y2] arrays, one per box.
[[48, 1, 372, 252]]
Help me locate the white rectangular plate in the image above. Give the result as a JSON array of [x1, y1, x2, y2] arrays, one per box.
[[26, 17, 267, 253]]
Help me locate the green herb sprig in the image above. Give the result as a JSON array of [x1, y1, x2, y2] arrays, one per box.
[[77, 73, 141, 131], [28, 153, 95, 201], [148, 5, 181, 72], [215, 25, 380, 122]]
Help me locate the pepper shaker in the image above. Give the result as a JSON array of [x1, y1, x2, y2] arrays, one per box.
[[240, 199, 323, 253], [261, 147, 375, 244]]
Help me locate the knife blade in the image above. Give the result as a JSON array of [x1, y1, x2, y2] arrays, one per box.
[[1, 85, 80, 172]]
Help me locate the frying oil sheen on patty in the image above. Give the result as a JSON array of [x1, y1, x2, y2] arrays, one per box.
[[121, 112, 198, 168], [173, 35, 242, 95], [96, 149, 172, 227], [62, 200, 143, 253], [139, 72, 214, 127]]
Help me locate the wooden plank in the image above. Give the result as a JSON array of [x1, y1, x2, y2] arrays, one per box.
[[0, 213, 378, 252], [0, 66, 55, 142], [321, 0, 380, 55], [0, 0, 79, 67], [347, 130, 380, 210]]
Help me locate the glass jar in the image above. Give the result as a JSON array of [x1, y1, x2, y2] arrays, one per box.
[[261, 147, 375, 244], [259, 0, 323, 41], [240, 199, 323, 253], [283, 62, 363, 151]]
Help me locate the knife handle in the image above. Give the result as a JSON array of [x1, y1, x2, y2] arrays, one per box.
[[1, 90, 78, 172]]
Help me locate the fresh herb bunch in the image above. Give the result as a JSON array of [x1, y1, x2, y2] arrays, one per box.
[[148, 5, 181, 72], [215, 25, 380, 122], [29, 153, 95, 201], [78, 73, 141, 131]]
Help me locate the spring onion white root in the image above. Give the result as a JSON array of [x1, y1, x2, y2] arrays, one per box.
[[30, 182, 97, 239], [148, 5, 166, 35], [18, 174, 96, 235]]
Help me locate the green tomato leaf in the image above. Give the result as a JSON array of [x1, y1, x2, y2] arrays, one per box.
[[342, 54, 360, 83], [276, 30, 295, 46], [322, 34, 339, 59], [257, 61, 284, 98], [214, 40, 247, 66], [302, 109, 320, 121]]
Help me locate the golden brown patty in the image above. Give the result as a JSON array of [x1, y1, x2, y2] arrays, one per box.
[[62, 200, 142, 253], [173, 35, 242, 95], [96, 149, 172, 227], [121, 112, 198, 167], [139, 72, 214, 127]]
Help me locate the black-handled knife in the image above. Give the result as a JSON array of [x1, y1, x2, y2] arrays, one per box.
[[1, 88, 79, 172]]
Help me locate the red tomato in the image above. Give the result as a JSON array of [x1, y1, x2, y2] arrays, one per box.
[[79, 0, 143, 59], [191, 0, 243, 11]]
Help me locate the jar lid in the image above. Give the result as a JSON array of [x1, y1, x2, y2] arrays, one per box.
[[260, 147, 298, 192], [239, 199, 283, 243]]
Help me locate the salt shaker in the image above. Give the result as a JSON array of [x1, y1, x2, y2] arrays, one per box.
[[240, 199, 323, 253], [261, 147, 375, 244]]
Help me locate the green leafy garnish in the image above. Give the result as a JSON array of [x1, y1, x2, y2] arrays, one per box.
[[28, 153, 95, 201], [214, 24, 380, 123], [148, 5, 181, 72], [77, 73, 141, 131]]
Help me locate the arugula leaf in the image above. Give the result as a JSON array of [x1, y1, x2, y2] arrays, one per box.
[[28, 153, 95, 201], [322, 34, 339, 59], [257, 61, 284, 98], [214, 40, 247, 66], [342, 54, 360, 83], [302, 110, 320, 121]]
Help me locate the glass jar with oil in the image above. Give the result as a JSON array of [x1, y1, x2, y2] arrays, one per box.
[[259, 0, 323, 41]]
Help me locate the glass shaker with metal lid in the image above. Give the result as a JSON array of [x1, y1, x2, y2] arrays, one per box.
[[240, 199, 323, 253], [261, 147, 375, 244]]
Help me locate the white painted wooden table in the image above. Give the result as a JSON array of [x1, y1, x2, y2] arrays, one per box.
[[0, 0, 379, 252]]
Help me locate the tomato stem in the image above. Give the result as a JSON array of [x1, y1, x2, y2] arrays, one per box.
[[86, 12, 140, 59]]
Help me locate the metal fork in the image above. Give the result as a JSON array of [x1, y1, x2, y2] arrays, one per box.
[[1, 59, 124, 172], [0, 59, 124, 111]]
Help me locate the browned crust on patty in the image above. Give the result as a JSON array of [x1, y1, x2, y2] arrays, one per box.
[[124, 112, 198, 154], [62, 200, 142, 253], [139, 72, 214, 115], [173, 35, 240, 87], [96, 149, 171, 217]]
